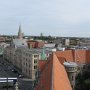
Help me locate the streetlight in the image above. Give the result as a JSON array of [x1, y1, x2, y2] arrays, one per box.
[[15, 82, 19, 90]]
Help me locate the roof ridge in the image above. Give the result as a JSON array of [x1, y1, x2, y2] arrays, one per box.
[[52, 53, 72, 90]]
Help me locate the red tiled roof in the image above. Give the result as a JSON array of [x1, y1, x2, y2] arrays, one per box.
[[36, 56, 53, 90], [38, 60, 47, 72], [56, 50, 90, 64], [86, 50, 90, 63], [36, 50, 90, 90], [52, 53, 72, 90], [35, 53, 72, 90], [56, 50, 74, 62], [74, 50, 86, 64]]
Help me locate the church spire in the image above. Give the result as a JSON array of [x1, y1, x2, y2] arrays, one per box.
[[18, 24, 23, 39], [41, 47, 46, 60], [19, 24, 21, 33]]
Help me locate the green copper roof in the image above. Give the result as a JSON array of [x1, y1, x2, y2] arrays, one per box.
[[41, 48, 46, 60]]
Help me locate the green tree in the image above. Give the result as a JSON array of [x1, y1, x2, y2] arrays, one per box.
[[75, 69, 90, 90]]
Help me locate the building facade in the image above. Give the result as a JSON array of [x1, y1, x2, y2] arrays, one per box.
[[22, 50, 40, 79], [3, 47, 41, 79], [63, 62, 78, 89]]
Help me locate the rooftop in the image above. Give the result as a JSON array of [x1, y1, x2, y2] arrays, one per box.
[[35, 53, 72, 90], [63, 62, 78, 67], [13, 39, 28, 48], [35, 49, 90, 90]]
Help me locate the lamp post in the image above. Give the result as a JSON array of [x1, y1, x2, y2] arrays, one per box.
[[7, 77, 8, 90], [15, 82, 19, 90]]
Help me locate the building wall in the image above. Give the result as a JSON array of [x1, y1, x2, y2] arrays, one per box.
[[4, 47, 13, 62], [0, 37, 5, 42], [64, 65, 78, 90], [15, 49, 22, 70], [27, 41, 36, 48], [3, 47, 41, 79], [27, 40, 44, 48], [65, 39, 70, 46], [3, 45, 53, 80], [35, 41, 44, 48], [22, 52, 40, 79]]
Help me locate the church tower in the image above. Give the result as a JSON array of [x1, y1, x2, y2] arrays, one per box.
[[41, 47, 46, 60], [18, 25, 23, 39]]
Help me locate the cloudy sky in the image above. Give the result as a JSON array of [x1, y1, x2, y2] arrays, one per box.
[[0, 0, 90, 37]]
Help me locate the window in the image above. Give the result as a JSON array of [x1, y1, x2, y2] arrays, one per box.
[[26, 63, 27, 66], [26, 58, 27, 61], [71, 85, 73, 88], [34, 65, 37, 69], [34, 66, 35, 69], [34, 55, 39, 58], [72, 76, 74, 80], [83, 65, 86, 69], [29, 65, 30, 68], [34, 59, 38, 63]]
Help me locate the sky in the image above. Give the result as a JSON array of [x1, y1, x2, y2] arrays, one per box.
[[0, 0, 90, 37]]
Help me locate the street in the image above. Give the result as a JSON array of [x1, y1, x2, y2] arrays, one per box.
[[0, 56, 33, 90]]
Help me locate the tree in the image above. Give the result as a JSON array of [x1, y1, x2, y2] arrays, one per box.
[[75, 69, 90, 90]]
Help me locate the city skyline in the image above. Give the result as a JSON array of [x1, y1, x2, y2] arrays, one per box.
[[0, 0, 90, 37]]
